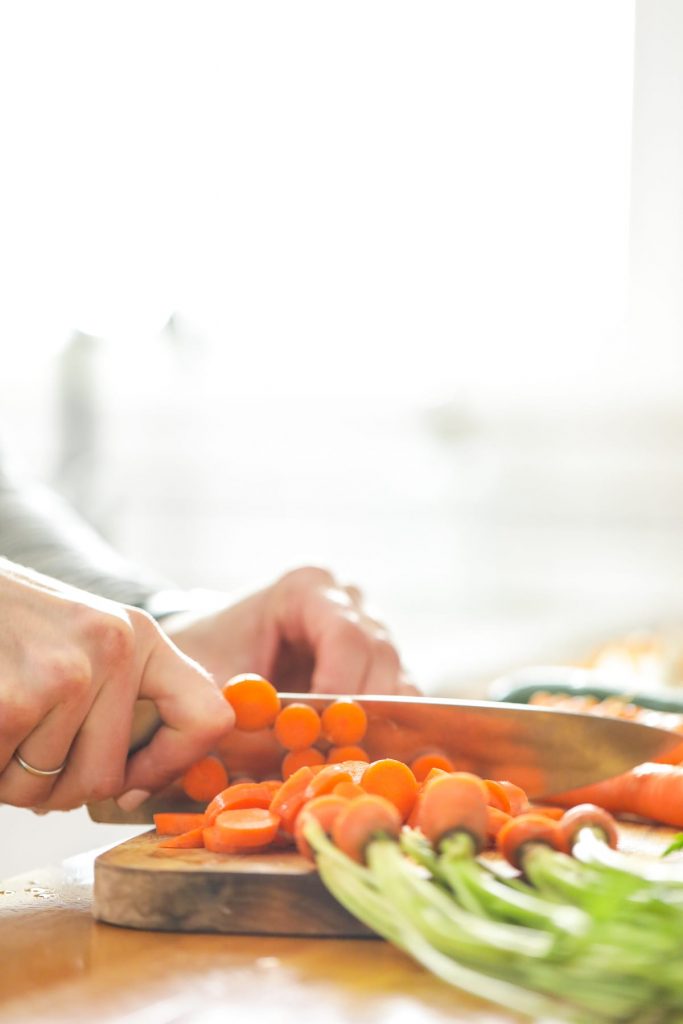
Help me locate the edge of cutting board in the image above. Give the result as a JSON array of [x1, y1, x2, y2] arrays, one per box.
[[93, 831, 373, 937]]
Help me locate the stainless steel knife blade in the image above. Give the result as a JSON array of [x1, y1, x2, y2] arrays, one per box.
[[88, 692, 682, 823]]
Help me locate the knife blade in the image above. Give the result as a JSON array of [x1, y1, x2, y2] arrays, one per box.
[[88, 692, 682, 823]]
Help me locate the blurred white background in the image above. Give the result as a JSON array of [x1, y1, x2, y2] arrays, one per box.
[[2, 0, 683, 876]]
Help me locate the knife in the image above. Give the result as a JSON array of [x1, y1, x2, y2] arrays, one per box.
[[88, 692, 682, 823]]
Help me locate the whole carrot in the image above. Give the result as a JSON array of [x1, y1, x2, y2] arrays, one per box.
[[547, 762, 683, 829]]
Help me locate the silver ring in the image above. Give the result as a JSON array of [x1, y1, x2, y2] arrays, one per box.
[[14, 751, 66, 777]]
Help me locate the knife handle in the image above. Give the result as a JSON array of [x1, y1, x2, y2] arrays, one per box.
[[130, 699, 162, 752]]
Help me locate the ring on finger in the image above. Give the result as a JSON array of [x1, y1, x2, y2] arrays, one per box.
[[14, 751, 67, 777]]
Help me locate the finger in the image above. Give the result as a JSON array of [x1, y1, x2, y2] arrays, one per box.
[[361, 638, 404, 695], [120, 631, 235, 799], [43, 667, 138, 810], [310, 615, 372, 695], [343, 583, 364, 607], [0, 677, 94, 808]]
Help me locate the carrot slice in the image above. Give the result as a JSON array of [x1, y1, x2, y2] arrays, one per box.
[[528, 804, 565, 822], [415, 772, 488, 849], [495, 780, 530, 816], [269, 765, 316, 833], [327, 745, 370, 764], [483, 779, 512, 814], [295, 794, 348, 861], [486, 805, 512, 844], [204, 782, 275, 826], [332, 780, 366, 800], [274, 703, 322, 750], [222, 674, 281, 731], [361, 758, 418, 821], [206, 807, 281, 851], [321, 699, 368, 745], [410, 753, 456, 781], [153, 812, 207, 835], [497, 813, 566, 870], [158, 826, 206, 849], [181, 756, 229, 803], [281, 747, 326, 779], [304, 761, 368, 800], [331, 794, 402, 864]]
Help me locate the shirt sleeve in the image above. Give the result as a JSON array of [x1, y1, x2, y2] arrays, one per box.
[[0, 449, 182, 612]]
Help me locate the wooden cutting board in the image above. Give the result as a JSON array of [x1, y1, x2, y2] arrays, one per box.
[[94, 831, 372, 937], [93, 821, 683, 937]]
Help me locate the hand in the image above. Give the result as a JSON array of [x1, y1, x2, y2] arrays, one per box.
[[0, 560, 234, 811], [164, 566, 420, 696]]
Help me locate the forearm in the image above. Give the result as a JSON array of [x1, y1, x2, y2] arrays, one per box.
[[0, 454, 174, 610]]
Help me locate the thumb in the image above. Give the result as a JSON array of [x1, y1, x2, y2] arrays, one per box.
[[120, 624, 234, 800]]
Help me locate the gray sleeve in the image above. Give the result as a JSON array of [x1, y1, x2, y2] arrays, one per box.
[[0, 451, 178, 610]]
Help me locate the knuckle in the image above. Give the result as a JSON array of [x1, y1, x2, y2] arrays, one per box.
[[87, 770, 125, 803], [0, 696, 39, 735], [87, 611, 137, 667], [372, 637, 401, 669]]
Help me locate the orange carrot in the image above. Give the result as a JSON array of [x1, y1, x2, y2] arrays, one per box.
[[158, 826, 206, 849], [410, 753, 456, 781], [204, 807, 281, 852], [281, 747, 326, 778], [486, 805, 512, 843], [222, 673, 281, 731], [181, 756, 229, 803], [321, 699, 368, 746], [331, 794, 401, 864], [274, 702, 322, 750], [332, 780, 366, 800], [327, 745, 370, 764], [361, 758, 418, 821], [269, 765, 317, 833], [153, 812, 207, 835], [483, 779, 511, 813], [547, 762, 683, 829], [304, 761, 368, 800], [294, 794, 348, 861], [559, 803, 619, 850], [497, 813, 566, 870], [415, 772, 489, 850], [528, 804, 565, 822], [204, 782, 275, 825], [495, 780, 529, 816]]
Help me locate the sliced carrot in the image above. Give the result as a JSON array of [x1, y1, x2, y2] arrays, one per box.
[[204, 782, 275, 826], [321, 699, 368, 745], [331, 794, 402, 864], [410, 753, 456, 781], [153, 812, 207, 835], [528, 804, 565, 821], [281, 747, 326, 778], [327, 745, 370, 764], [361, 758, 418, 821], [559, 803, 619, 850], [269, 765, 316, 833], [295, 794, 349, 861], [304, 761, 368, 800], [495, 780, 530, 816], [274, 702, 322, 750], [483, 779, 511, 814], [421, 766, 450, 786], [158, 826, 206, 849], [222, 673, 281, 731], [207, 807, 281, 851], [497, 813, 566, 870], [486, 805, 512, 844], [181, 756, 229, 803], [415, 772, 488, 849], [332, 780, 366, 800]]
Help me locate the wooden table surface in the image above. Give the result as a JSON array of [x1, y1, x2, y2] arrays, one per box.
[[1, 823, 679, 1024]]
